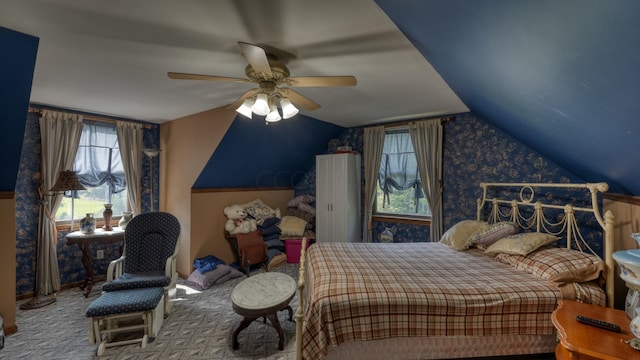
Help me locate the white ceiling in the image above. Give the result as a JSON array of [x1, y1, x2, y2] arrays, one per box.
[[0, 0, 467, 127]]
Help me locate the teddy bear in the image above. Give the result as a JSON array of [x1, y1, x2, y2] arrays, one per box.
[[224, 204, 257, 235]]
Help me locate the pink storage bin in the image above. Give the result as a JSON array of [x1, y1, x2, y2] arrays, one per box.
[[283, 238, 313, 263]]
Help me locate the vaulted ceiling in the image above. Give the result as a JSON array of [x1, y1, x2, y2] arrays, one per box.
[[1, 0, 639, 194]]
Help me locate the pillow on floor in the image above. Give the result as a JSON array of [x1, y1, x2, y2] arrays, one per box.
[[213, 265, 245, 285], [183, 266, 231, 290]]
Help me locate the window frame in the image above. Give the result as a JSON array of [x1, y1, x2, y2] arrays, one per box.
[[54, 121, 129, 231], [373, 126, 431, 223]]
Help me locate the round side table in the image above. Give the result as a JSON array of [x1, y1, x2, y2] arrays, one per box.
[[231, 272, 296, 350]]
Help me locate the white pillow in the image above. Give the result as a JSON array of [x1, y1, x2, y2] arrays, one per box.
[[485, 232, 559, 256], [277, 216, 308, 237], [440, 220, 487, 251]]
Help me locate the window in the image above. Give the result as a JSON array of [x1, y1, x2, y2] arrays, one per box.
[[56, 121, 128, 222], [375, 128, 431, 218]]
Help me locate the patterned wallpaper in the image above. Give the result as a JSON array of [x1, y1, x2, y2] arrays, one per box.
[[15, 111, 159, 296], [296, 113, 602, 251], [14, 110, 604, 296]]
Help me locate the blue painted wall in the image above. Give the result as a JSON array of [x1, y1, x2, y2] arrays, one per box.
[[0, 26, 38, 191], [193, 114, 344, 188]]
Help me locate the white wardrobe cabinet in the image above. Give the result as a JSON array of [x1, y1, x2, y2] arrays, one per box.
[[315, 153, 362, 243]]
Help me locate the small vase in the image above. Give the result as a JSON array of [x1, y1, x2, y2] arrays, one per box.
[[380, 228, 394, 243], [80, 213, 96, 234], [118, 211, 133, 230], [102, 204, 113, 231]]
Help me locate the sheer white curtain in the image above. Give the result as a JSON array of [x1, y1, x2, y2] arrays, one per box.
[[409, 119, 444, 242], [39, 110, 83, 295], [363, 125, 386, 242], [116, 121, 143, 215]]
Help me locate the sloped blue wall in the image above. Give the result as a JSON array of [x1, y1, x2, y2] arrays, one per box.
[[0, 26, 38, 191], [193, 114, 344, 188], [375, 0, 640, 195]]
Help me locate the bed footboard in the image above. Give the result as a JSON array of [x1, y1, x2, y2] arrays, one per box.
[[295, 237, 308, 360]]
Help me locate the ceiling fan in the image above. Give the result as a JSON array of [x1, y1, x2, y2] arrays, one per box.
[[168, 41, 357, 122]]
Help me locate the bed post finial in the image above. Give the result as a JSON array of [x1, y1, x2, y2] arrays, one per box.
[[604, 210, 615, 308], [295, 237, 308, 359], [534, 201, 543, 232]]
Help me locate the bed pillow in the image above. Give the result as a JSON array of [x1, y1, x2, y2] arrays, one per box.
[[471, 221, 519, 249], [439, 220, 488, 251], [183, 266, 231, 291], [288, 194, 315, 208], [297, 202, 316, 215], [485, 232, 559, 256], [278, 216, 308, 237], [495, 246, 605, 285]]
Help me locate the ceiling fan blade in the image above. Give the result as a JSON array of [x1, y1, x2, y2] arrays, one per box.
[[284, 89, 321, 111], [226, 88, 260, 110], [287, 76, 357, 87], [167, 72, 251, 83], [238, 41, 273, 78]]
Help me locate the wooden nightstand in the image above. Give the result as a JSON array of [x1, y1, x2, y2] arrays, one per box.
[[552, 299, 638, 359]]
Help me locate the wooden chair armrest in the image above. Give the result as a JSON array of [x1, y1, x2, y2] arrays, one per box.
[[164, 238, 180, 281], [106, 256, 125, 282]]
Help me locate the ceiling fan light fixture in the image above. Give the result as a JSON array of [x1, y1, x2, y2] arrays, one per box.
[[252, 93, 270, 116], [280, 98, 299, 119], [236, 97, 255, 119], [266, 102, 282, 122]]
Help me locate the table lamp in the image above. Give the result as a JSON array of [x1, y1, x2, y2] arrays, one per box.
[[50, 170, 86, 231], [612, 233, 640, 348], [21, 170, 86, 310]]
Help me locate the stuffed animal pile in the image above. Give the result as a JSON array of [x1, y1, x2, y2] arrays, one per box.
[[223, 205, 257, 235], [223, 200, 288, 270]]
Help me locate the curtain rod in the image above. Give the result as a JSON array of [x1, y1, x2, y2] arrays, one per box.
[[382, 116, 453, 128], [28, 106, 153, 129], [358, 115, 454, 131]]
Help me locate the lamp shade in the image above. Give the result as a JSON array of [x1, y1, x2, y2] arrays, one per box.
[[280, 98, 299, 119], [266, 103, 282, 122], [252, 93, 270, 116], [50, 170, 86, 192], [236, 97, 255, 119], [143, 148, 160, 157]]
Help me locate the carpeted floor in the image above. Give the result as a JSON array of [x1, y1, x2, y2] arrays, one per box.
[[1, 262, 557, 360], [1, 264, 299, 360]]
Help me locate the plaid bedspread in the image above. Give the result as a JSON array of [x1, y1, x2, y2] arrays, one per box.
[[302, 242, 565, 359]]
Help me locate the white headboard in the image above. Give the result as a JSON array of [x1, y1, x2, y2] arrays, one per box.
[[476, 182, 616, 307]]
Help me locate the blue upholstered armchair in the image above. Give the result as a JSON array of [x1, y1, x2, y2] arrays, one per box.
[[102, 212, 180, 314]]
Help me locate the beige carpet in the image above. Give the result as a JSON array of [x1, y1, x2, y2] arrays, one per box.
[[1, 264, 299, 360]]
